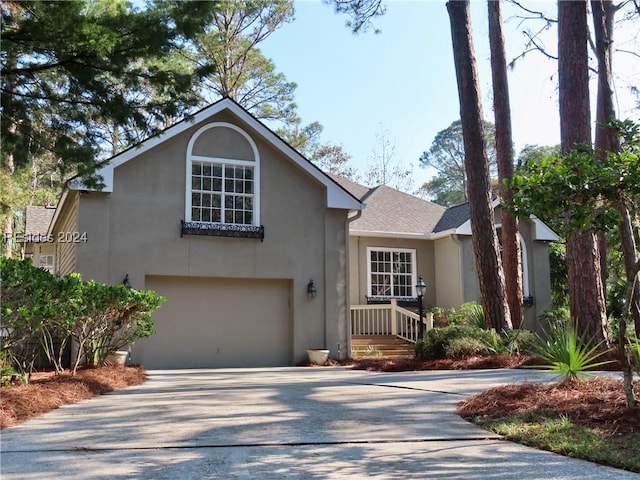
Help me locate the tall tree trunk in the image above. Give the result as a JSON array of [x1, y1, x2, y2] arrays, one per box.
[[592, 0, 640, 332], [488, 0, 524, 328], [3, 51, 17, 258], [592, 0, 618, 293], [558, 0, 608, 344], [618, 197, 639, 408], [592, 0, 619, 156], [592, 0, 639, 408], [447, 0, 512, 331]]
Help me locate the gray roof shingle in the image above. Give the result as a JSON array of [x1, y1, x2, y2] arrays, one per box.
[[329, 175, 448, 236], [24, 206, 56, 236], [329, 175, 370, 200], [432, 202, 470, 232]]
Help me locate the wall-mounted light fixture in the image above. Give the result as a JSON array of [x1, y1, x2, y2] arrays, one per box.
[[122, 274, 132, 289], [307, 279, 317, 299], [523, 295, 534, 308]]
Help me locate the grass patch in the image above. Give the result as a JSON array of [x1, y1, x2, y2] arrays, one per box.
[[474, 413, 640, 472], [458, 378, 640, 473]]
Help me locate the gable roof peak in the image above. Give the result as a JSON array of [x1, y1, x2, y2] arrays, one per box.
[[68, 98, 361, 211]]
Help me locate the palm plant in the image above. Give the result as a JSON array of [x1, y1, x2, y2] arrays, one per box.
[[533, 321, 613, 382]]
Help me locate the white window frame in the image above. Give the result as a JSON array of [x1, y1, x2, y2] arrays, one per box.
[[366, 247, 417, 299], [39, 254, 55, 273], [185, 122, 260, 226]]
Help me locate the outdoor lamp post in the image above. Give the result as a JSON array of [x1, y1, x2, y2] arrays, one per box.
[[416, 275, 427, 339]]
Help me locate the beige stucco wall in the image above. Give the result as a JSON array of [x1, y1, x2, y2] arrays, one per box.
[[348, 235, 437, 307], [25, 242, 56, 270], [66, 110, 351, 366], [433, 236, 464, 309], [456, 217, 554, 332], [518, 218, 553, 331]]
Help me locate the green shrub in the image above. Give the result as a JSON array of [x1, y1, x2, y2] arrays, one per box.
[[606, 278, 627, 322], [70, 280, 163, 371], [461, 302, 485, 328], [444, 302, 485, 328], [417, 324, 501, 360], [430, 306, 449, 327], [0, 257, 165, 375], [540, 306, 570, 325], [1, 258, 69, 376], [479, 328, 509, 355], [415, 339, 427, 358], [503, 329, 540, 355], [445, 337, 490, 359]]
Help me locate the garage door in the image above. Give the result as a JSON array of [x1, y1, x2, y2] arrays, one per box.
[[132, 276, 292, 369]]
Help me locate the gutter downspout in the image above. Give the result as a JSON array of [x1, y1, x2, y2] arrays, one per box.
[[342, 208, 363, 360]]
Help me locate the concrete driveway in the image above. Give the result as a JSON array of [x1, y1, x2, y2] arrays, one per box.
[[1, 367, 637, 479]]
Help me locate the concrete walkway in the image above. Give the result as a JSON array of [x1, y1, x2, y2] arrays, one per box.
[[1, 367, 637, 479]]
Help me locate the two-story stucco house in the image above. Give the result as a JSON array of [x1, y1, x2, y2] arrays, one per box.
[[46, 98, 362, 369], [39, 97, 558, 369]]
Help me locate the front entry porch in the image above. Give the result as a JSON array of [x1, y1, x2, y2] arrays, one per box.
[[350, 299, 433, 358]]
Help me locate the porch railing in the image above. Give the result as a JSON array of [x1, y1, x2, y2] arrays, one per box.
[[350, 299, 433, 343]]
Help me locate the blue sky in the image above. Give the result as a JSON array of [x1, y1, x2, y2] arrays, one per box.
[[260, 0, 639, 189]]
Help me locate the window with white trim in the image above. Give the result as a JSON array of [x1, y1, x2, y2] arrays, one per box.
[[185, 122, 260, 227], [191, 161, 254, 225], [39, 254, 55, 273], [367, 247, 417, 299]]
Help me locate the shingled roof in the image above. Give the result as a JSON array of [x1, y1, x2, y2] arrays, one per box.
[[24, 206, 56, 236], [432, 202, 470, 232], [330, 175, 447, 236], [329, 175, 370, 201]]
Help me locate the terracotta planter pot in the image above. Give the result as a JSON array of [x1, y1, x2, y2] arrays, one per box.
[[105, 351, 128, 366]]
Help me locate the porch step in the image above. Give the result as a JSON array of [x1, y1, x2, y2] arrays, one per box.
[[351, 335, 415, 358]]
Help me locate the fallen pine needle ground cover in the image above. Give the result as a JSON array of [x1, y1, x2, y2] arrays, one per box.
[[1, 366, 147, 428]]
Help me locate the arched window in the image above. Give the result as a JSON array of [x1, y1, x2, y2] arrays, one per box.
[[185, 122, 260, 226]]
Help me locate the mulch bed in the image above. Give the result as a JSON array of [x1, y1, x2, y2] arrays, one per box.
[[328, 354, 547, 371], [0, 366, 147, 429], [457, 377, 640, 435], [3, 355, 636, 435]]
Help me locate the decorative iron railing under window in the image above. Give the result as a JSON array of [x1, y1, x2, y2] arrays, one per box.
[[350, 299, 433, 344], [181, 220, 264, 241]]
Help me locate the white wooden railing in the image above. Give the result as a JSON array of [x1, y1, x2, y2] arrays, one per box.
[[350, 299, 433, 343]]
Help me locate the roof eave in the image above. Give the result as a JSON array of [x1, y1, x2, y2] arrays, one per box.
[[47, 189, 70, 236], [349, 229, 430, 240]]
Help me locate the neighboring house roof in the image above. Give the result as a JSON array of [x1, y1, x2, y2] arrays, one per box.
[[24, 206, 55, 237], [68, 97, 361, 211]]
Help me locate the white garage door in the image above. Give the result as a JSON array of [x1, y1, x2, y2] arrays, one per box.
[[132, 276, 292, 369]]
